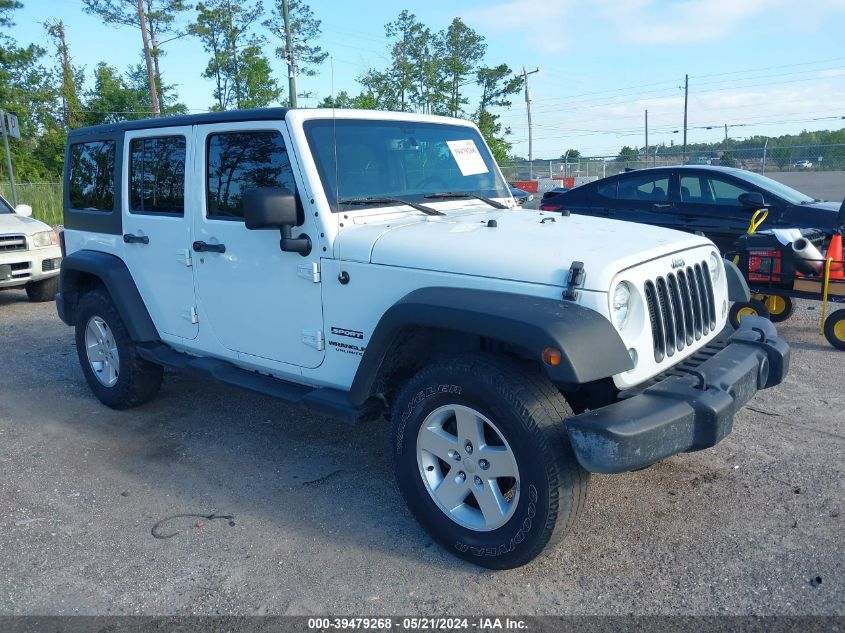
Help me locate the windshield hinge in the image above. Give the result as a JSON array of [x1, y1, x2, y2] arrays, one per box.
[[182, 306, 199, 324], [298, 262, 321, 283], [563, 261, 585, 301]]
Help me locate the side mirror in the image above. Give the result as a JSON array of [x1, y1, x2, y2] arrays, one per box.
[[242, 187, 311, 256], [243, 187, 298, 230], [15, 204, 32, 217], [738, 191, 766, 208]]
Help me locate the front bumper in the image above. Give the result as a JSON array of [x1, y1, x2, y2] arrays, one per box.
[[565, 316, 789, 474], [0, 247, 62, 288]]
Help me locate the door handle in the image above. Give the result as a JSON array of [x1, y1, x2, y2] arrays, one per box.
[[123, 233, 149, 244], [192, 240, 226, 253], [654, 203, 673, 209]]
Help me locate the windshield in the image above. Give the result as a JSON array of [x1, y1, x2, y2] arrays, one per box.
[[0, 195, 12, 214], [303, 119, 510, 211], [737, 170, 815, 204]]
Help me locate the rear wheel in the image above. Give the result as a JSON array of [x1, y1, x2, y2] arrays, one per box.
[[823, 309, 845, 350], [25, 276, 58, 302], [729, 298, 770, 329], [74, 289, 163, 409], [759, 294, 794, 323], [391, 354, 588, 569]]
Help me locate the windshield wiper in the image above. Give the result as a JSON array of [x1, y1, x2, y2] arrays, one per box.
[[423, 191, 507, 209], [337, 196, 444, 216]]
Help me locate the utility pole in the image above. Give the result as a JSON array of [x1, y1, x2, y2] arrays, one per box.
[[724, 123, 729, 151], [0, 109, 17, 207], [683, 74, 688, 161], [644, 109, 648, 167], [137, 0, 160, 117], [522, 67, 539, 179], [283, 0, 297, 107]]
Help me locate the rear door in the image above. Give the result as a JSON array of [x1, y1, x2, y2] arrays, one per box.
[[611, 172, 678, 230], [121, 128, 198, 340]]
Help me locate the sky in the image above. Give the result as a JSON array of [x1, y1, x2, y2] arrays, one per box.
[[11, 0, 845, 159]]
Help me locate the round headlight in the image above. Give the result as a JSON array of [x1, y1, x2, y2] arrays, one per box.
[[612, 281, 632, 329], [708, 252, 722, 281]]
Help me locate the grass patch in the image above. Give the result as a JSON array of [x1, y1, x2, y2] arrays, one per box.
[[0, 181, 63, 225]]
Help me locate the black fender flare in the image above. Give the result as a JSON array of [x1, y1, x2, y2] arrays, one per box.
[[724, 258, 750, 303], [348, 287, 633, 405], [57, 250, 159, 342]]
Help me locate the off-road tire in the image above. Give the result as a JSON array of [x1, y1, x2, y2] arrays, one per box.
[[391, 354, 589, 569], [25, 276, 59, 302], [75, 288, 163, 409]]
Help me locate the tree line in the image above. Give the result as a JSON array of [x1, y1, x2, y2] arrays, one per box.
[[0, 0, 524, 183]]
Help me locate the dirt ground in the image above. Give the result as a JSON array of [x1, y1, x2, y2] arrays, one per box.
[[0, 290, 842, 616]]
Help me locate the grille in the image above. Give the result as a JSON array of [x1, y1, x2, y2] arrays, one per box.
[[644, 261, 717, 363], [0, 234, 27, 252]]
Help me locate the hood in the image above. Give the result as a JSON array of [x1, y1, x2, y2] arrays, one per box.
[[0, 212, 50, 235], [784, 201, 845, 230], [334, 206, 713, 291]]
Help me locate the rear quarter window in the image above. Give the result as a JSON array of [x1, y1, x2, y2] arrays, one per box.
[[595, 181, 617, 199], [68, 140, 116, 212]]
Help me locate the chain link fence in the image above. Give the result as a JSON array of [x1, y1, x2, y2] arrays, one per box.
[[500, 143, 845, 184]]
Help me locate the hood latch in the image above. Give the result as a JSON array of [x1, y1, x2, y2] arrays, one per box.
[[563, 261, 585, 301]]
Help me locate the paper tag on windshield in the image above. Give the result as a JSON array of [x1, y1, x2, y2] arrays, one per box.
[[446, 140, 489, 176]]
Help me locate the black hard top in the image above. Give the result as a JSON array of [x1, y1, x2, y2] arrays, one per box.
[[67, 107, 291, 139]]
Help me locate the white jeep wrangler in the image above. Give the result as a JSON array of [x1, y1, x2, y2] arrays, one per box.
[[0, 195, 62, 301], [57, 108, 789, 569]]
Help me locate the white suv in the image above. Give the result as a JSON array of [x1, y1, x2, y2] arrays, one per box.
[[0, 195, 62, 301], [56, 108, 789, 568]]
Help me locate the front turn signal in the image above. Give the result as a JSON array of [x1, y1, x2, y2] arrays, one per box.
[[542, 347, 562, 366]]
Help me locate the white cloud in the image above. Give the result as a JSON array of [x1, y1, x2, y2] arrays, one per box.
[[462, 0, 574, 53], [461, 0, 840, 50], [598, 0, 780, 45]]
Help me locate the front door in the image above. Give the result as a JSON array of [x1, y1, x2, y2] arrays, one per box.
[[677, 173, 762, 251], [192, 121, 325, 369], [122, 128, 198, 340]]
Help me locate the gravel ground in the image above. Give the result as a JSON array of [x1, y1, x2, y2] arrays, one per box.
[[0, 290, 842, 616]]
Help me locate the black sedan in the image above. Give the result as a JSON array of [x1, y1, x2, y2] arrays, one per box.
[[509, 184, 533, 206], [539, 165, 844, 251]]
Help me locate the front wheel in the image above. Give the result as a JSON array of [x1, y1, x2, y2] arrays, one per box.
[[25, 276, 58, 302], [391, 355, 589, 569]]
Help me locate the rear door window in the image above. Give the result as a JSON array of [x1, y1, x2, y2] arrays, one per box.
[[616, 174, 669, 202], [595, 181, 617, 199], [68, 140, 116, 211], [129, 136, 186, 215]]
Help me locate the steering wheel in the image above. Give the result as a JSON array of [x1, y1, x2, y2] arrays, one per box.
[[416, 175, 449, 190]]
